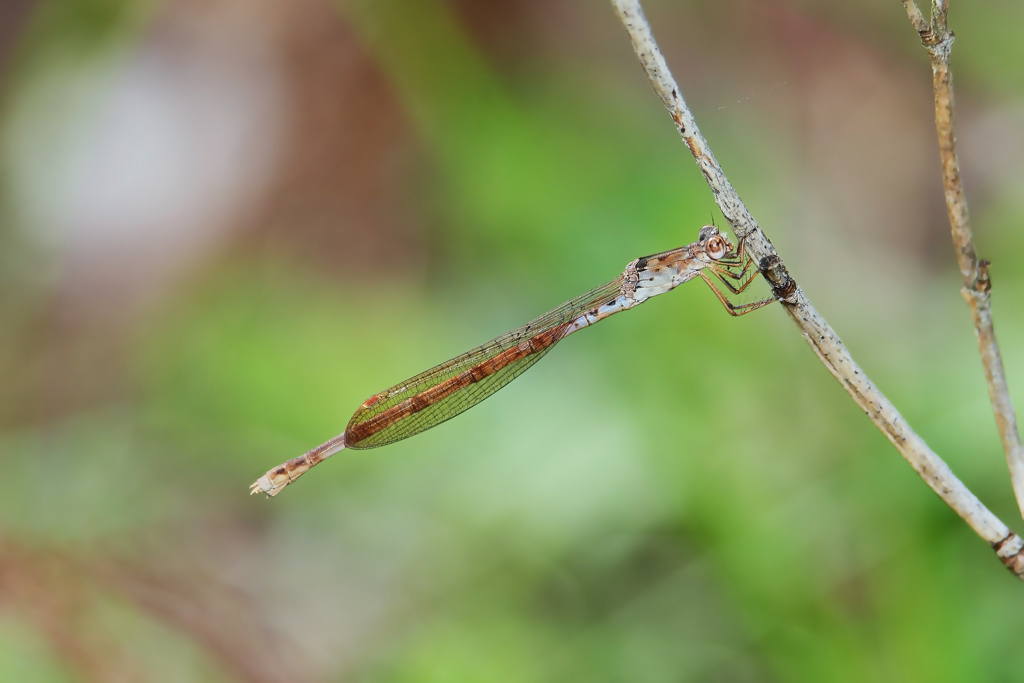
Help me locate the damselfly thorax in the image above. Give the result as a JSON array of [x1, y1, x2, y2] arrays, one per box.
[[251, 225, 776, 497]]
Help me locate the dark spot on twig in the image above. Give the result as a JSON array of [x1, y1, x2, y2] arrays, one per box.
[[975, 259, 992, 293], [770, 277, 797, 300], [993, 532, 1017, 553]]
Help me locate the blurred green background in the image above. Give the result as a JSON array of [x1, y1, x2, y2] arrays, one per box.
[[1, 0, 1023, 680]]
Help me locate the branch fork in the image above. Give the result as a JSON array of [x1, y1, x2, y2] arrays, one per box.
[[902, 0, 954, 59]]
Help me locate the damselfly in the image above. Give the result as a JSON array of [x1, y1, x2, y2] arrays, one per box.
[[251, 225, 776, 497]]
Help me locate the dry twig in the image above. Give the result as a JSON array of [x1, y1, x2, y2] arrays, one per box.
[[610, 0, 1024, 576], [900, 0, 1024, 521]]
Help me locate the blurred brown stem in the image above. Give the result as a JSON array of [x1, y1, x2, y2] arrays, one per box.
[[611, 0, 1024, 577], [901, 0, 1024, 521]]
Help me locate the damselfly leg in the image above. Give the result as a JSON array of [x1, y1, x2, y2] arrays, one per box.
[[702, 239, 777, 317]]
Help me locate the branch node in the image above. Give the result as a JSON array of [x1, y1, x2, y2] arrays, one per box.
[[924, 31, 954, 61], [994, 532, 1024, 576], [904, 0, 954, 58]]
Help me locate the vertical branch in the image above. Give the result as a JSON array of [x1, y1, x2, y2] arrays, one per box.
[[902, 0, 1024, 520], [610, 0, 1024, 576]]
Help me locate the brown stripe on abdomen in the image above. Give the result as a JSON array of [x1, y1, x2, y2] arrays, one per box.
[[346, 324, 568, 445]]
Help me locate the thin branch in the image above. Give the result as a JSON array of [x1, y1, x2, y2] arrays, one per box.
[[610, 0, 1024, 577], [901, 0, 1024, 523]]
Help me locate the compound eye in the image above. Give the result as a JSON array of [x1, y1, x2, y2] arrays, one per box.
[[707, 236, 729, 259]]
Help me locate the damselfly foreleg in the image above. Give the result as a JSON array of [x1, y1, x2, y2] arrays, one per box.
[[706, 240, 757, 294]]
